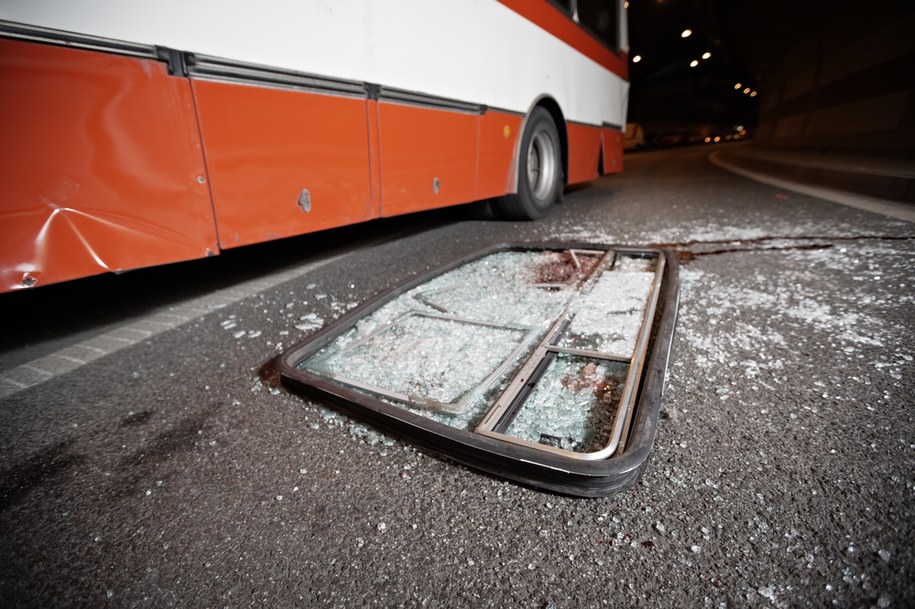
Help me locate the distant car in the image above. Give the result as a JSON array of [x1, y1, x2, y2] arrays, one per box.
[[625, 123, 645, 150]]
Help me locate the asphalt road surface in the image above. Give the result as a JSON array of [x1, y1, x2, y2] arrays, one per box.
[[2, 146, 913, 608]]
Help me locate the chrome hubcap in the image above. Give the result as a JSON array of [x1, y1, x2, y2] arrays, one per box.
[[527, 129, 556, 200]]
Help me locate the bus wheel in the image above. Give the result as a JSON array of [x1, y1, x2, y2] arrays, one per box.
[[496, 107, 563, 220]]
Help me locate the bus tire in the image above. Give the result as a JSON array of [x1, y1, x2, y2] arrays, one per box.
[[496, 107, 563, 220]]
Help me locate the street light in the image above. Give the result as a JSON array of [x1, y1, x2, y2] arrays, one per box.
[[690, 59, 699, 67], [702, 51, 712, 60], [734, 82, 742, 89], [681, 29, 692, 38], [632, 54, 642, 63]]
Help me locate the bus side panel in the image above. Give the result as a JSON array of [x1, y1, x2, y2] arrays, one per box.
[[602, 127, 624, 175], [477, 110, 524, 199], [191, 81, 374, 249], [566, 123, 603, 184], [0, 39, 219, 292], [378, 103, 478, 217]]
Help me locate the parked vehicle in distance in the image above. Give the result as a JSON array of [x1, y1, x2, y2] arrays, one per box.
[[624, 123, 645, 150]]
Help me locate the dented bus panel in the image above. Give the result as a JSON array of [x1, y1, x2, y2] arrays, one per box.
[[0, 38, 219, 291]]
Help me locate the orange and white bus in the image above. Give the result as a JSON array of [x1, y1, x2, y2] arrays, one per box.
[[0, 0, 630, 292]]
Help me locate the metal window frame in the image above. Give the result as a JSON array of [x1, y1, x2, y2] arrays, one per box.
[[277, 243, 680, 497]]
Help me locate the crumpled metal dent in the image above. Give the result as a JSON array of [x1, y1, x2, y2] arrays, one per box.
[[2, 203, 217, 292]]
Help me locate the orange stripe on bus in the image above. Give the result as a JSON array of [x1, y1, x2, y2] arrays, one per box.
[[378, 103, 479, 217], [602, 127, 624, 174], [191, 80, 375, 249], [478, 111, 524, 198], [365, 99, 384, 218], [566, 123, 603, 184]]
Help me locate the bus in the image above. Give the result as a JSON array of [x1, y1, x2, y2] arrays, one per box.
[[0, 0, 630, 293]]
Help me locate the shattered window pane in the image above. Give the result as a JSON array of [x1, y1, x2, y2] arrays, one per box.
[[558, 263, 654, 356], [296, 248, 661, 455], [503, 355, 628, 453], [306, 312, 530, 414], [300, 250, 581, 429]]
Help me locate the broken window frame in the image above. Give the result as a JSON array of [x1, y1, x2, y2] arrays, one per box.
[[277, 243, 680, 497], [474, 250, 666, 460]]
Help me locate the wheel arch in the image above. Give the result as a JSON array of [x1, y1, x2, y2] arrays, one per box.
[[510, 96, 568, 193]]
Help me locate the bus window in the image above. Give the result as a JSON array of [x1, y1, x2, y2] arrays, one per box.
[[577, 0, 619, 51], [549, 0, 574, 15]]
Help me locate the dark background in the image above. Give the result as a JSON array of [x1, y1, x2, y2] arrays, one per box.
[[626, 0, 915, 156]]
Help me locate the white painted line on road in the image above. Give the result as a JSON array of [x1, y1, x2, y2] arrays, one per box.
[[0, 251, 349, 400], [32, 355, 84, 376], [710, 151, 915, 224], [56, 355, 86, 365], [2, 377, 28, 389]]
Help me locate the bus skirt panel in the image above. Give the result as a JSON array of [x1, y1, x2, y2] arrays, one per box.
[[190, 80, 375, 249]]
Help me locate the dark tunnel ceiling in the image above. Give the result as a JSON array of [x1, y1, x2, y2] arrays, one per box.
[[624, 0, 869, 128]]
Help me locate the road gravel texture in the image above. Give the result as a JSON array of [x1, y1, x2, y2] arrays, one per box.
[[1, 148, 912, 608]]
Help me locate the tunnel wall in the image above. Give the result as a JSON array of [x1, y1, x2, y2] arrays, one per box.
[[754, 3, 915, 158]]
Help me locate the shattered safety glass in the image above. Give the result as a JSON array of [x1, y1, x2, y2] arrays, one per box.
[[279, 244, 679, 496]]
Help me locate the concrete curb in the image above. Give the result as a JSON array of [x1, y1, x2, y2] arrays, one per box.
[[712, 146, 915, 203], [709, 149, 915, 224]]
